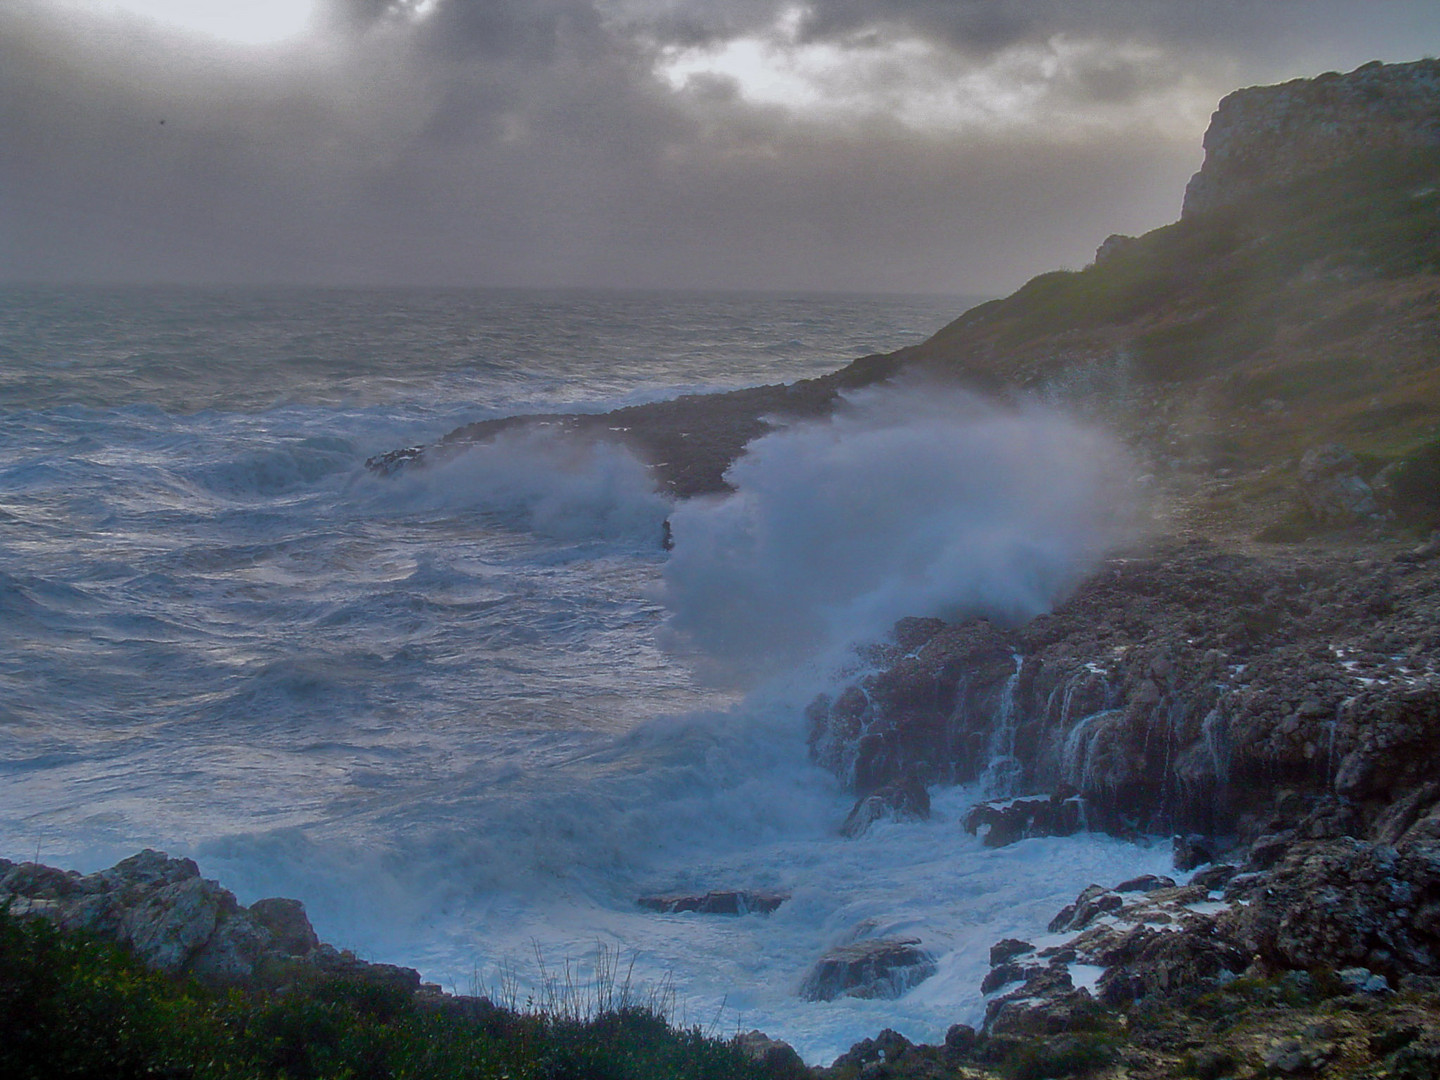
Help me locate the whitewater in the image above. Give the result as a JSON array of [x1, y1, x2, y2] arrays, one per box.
[[0, 285, 1172, 1063]]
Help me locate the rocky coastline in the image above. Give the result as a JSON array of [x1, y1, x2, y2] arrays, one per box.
[[12, 57, 1440, 1078]]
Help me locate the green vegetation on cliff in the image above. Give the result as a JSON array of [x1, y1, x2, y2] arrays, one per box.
[[0, 906, 770, 1080]]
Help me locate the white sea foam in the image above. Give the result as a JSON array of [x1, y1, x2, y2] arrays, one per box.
[[661, 382, 1139, 683]]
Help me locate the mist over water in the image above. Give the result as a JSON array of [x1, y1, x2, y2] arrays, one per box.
[[661, 383, 1139, 684]]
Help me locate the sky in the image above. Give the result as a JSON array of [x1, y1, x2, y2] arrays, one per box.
[[2, 1, 1437, 294]]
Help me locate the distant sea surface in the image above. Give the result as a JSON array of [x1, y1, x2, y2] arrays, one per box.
[[0, 286, 1168, 1062]]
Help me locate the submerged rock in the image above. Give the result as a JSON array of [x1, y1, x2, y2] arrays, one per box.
[[636, 890, 788, 915], [799, 938, 937, 1002]]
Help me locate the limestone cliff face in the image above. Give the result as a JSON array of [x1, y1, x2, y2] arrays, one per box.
[[1183, 58, 1440, 216]]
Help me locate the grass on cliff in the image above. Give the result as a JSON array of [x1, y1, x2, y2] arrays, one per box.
[[921, 145, 1440, 380], [0, 906, 773, 1080]]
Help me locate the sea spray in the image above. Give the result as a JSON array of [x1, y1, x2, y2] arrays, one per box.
[[660, 381, 1141, 685], [373, 425, 671, 543]]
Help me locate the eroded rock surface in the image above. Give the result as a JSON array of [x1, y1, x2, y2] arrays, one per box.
[[0, 849, 420, 992]]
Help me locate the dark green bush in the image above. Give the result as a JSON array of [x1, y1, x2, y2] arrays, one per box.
[[0, 907, 768, 1080]]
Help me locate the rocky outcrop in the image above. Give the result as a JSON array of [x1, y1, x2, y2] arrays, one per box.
[[734, 1031, 808, 1077], [840, 777, 931, 838], [798, 938, 937, 1002], [0, 850, 421, 992], [807, 538, 1440, 844], [976, 835, 1440, 1038], [1183, 58, 1440, 216]]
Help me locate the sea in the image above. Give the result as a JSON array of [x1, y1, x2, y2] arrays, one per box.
[[0, 285, 1172, 1063]]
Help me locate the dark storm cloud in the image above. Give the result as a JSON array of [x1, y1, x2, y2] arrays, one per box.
[[1, 0, 1436, 291]]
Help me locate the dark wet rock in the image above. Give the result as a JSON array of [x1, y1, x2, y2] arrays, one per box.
[[806, 538, 1440, 848], [840, 777, 931, 838], [989, 938, 1034, 966], [942, 1023, 978, 1055], [636, 890, 788, 915], [1190, 864, 1238, 890], [832, 1028, 913, 1070], [799, 938, 937, 1002], [984, 968, 1100, 1035], [1244, 831, 1297, 871], [1048, 884, 1123, 933], [981, 962, 1034, 994], [963, 794, 1086, 848], [1173, 834, 1224, 872], [1234, 838, 1440, 981], [1116, 874, 1177, 893]]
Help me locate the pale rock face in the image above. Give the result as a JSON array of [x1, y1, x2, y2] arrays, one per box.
[[120, 876, 228, 973], [0, 848, 420, 991], [1183, 59, 1440, 217]]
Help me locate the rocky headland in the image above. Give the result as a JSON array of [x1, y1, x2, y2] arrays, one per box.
[[11, 58, 1440, 1079]]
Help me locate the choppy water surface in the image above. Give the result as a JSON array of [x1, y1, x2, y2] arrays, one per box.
[[0, 285, 1169, 1062]]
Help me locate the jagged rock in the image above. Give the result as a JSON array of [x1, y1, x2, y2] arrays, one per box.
[[0, 850, 418, 991], [984, 967, 1096, 1034], [807, 539, 1440, 848], [840, 777, 931, 838], [250, 897, 321, 956], [636, 890, 788, 915], [981, 961, 1039, 994], [734, 1031, 807, 1076], [1234, 838, 1440, 980], [1173, 834, 1223, 872], [1048, 884, 1123, 933], [963, 794, 1087, 848], [799, 938, 936, 1002], [989, 938, 1034, 965]]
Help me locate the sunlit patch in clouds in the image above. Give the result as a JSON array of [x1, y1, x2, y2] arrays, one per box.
[[64, 0, 320, 45], [656, 5, 1212, 136]]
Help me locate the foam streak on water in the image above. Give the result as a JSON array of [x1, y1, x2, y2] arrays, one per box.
[[0, 286, 1168, 1064]]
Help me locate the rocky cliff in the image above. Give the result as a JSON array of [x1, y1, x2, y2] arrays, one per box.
[[1183, 59, 1440, 217]]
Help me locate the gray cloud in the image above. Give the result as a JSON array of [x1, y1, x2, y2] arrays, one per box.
[[1, 0, 1436, 292]]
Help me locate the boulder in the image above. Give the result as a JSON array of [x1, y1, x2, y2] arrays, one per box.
[[840, 777, 931, 838], [734, 1031, 807, 1077], [799, 938, 937, 1002], [1297, 443, 1379, 524]]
